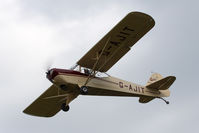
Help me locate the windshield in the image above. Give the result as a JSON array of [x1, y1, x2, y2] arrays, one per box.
[[70, 64, 110, 77]]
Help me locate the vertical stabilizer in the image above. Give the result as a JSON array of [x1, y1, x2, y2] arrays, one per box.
[[146, 73, 163, 86]]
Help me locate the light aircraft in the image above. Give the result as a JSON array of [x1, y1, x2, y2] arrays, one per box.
[[23, 12, 176, 117]]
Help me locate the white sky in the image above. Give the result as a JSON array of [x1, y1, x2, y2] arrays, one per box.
[[0, 0, 199, 133]]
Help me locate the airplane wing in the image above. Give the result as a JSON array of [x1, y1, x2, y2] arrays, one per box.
[[77, 12, 155, 72], [23, 85, 79, 117]]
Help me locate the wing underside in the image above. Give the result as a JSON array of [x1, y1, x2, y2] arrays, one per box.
[[77, 12, 155, 72], [23, 85, 79, 117]]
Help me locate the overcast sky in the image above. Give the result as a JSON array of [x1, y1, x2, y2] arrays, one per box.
[[0, 0, 199, 133]]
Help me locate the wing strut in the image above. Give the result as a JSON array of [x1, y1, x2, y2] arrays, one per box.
[[83, 37, 111, 86]]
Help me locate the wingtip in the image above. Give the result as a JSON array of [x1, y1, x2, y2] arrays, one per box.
[[23, 111, 53, 118], [169, 76, 176, 81], [128, 11, 155, 27], [23, 108, 54, 118]]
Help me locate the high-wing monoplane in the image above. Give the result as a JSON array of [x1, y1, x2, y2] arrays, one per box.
[[24, 12, 176, 117]]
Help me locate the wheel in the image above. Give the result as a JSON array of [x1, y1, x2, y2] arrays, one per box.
[[61, 103, 70, 112], [80, 86, 88, 95], [60, 84, 68, 91]]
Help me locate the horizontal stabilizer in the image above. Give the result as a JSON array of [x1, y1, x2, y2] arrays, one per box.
[[139, 96, 154, 103], [146, 76, 176, 90]]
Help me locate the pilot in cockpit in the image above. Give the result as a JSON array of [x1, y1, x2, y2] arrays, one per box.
[[84, 68, 91, 75]]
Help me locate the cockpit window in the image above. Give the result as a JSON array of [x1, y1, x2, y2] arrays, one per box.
[[96, 72, 110, 77], [84, 69, 91, 75], [50, 69, 53, 75], [70, 64, 111, 77]]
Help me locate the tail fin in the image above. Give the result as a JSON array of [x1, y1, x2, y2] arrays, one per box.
[[146, 73, 163, 86], [139, 73, 176, 104]]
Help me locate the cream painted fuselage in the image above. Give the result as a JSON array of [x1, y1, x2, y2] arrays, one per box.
[[48, 68, 169, 98]]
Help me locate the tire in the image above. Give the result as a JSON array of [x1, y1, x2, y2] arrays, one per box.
[[61, 103, 70, 112], [80, 86, 88, 95], [60, 84, 68, 91]]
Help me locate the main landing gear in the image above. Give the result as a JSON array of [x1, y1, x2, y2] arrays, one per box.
[[61, 103, 70, 112], [59, 85, 88, 112], [80, 86, 88, 95]]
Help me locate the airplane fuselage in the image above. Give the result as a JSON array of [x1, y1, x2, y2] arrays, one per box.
[[47, 68, 169, 98]]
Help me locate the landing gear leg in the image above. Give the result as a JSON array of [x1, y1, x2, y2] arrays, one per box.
[[158, 97, 169, 104], [61, 103, 70, 112]]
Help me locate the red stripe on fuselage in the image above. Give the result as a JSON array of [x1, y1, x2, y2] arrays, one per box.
[[48, 68, 118, 85], [48, 68, 88, 80]]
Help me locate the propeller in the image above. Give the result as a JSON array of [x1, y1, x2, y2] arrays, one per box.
[[44, 59, 54, 77]]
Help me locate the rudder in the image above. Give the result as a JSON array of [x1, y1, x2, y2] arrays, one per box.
[[146, 73, 163, 86]]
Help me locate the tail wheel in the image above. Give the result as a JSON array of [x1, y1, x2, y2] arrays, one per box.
[[80, 86, 88, 95], [61, 103, 70, 112]]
